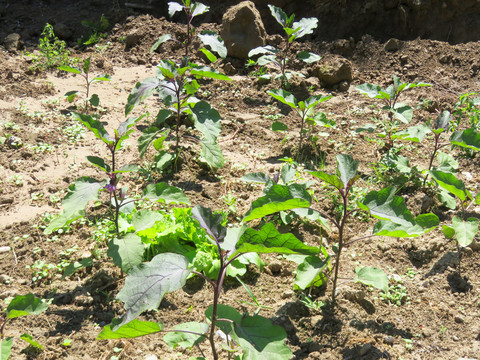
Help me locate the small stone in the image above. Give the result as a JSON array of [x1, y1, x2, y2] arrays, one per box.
[[281, 290, 294, 299], [384, 335, 395, 345], [463, 247, 473, 257], [268, 261, 282, 275], [144, 355, 158, 360], [454, 314, 465, 324], [337, 80, 350, 92], [223, 62, 236, 75], [313, 57, 353, 86], [0, 246, 11, 253], [359, 343, 372, 356], [384, 38, 400, 52], [3, 33, 21, 52], [75, 294, 94, 306]]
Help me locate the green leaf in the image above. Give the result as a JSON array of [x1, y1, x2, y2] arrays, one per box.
[[360, 187, 415, 226], [1, 338, 13, 360], [437, 188, 457, 209], [442, 225, 455, 239], [295, 255, 329, 290], [114, 253, 192, 330], [435, 110, 451, 130], [241, 172, 270, 184], [168, 1, 183, 17], [189, 101, 221, 142], [107, 233, 145, 273], [154, 151, 174, 170], [190, 66, 231, 81], [394, 124, 431, 142], [268, 4, 288, 27], [476, 192, 480, 205], [6, 294, 48, 319], [243, 184, 311, 222], [450, 128, 480, 151], [199, 48, 217, 63], [88, 94, 100, 107], [272, 121, 288, 131], [232, 314, 292, 360], [291, 17, 318, 39], [257, 54, 277, 66], [336, 154, 359, 189], [138, 127, 169, 158], [58, 65, 81, 74], [392, 104, 413, 124], [163, 322, 208, 349], [97, 319, 163, 340], [72, 112, 111, 143], [192, 205, 226, 242], [355, 83, 383, 99], [267, 89, 297, 109], [248, 45, 277, 57], [309, 171, 343, 190], [372, 213, 439, 237], [355, 267, 388, 292], [235, 223, 318, 255], [434, 152, 458, 173], [20, 333, 43, 349], [297, 51, 321, 63], [45, 177, 105, 234], [150, 34, 173, 53], [86, 156, 111, 173], [143, 183, 190, 205], [205, 304, 241, 335], [429, 170, 470, 202], [65, 90, 80, 103], [125, 77, 160, 116], [452, 216, 479, 247], [91, 74, 112, 83], [199, 139, 224, 170], [61, 257, 93, 279], [191, 2, 209, 17], [131, 210, 164, 232], [198, 31, 227, 59]]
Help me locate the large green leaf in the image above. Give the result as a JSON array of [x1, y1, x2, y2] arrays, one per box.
[[19, 333, 43, 349], [291, 17, 318, 39], [190, 66, 231, 81], [205, 304, 241, 335], [429, 170, 470, 202], [372, 213, 439, 237], [115, 114, 146, 150], [248, 45, 277, 57], [199, 139, 224, 170], [114, 253, 192, 330], [131, 210, 164, 232], [355, 267, 388, 292], [450, 128, 480, 151], [150, 34, 173, 53], [297, 51, 321, 64], [243, 184, 311, 222], [192, 205, 226, 242], [309, 171, 343, 190], [86, 156, 110, 173], [198, 31, 227, 59], [452, 216, 479, 247], [143, 183, 190, 205], [241, 172, 270, 184], [6, 294, 48, 319], [107, 234, 145, 273], [235, 223, 318, 255], [97, 319, 163, 339], [58, 65, 82, 74], [189, 101, 221, 142], [295, 255, 329, 290], [191, 2, 209, 17], [336, 154, 359, 190], [168, 1, 183, 17], [73, 112, 111, 143], [360, 187, 415, 226], [434, 151, 458, 173], [1, 337, 13, 360], [394, 124, 431, 143], [392, 104, 413, 124], [163, 322, 209, 349], [268, 4, 288, 27], [232, 314, 292, 360], [125, 77, 160, 115], [138, 127, 163, 157], [356, 83, 383, 99], [267, 89, 297, 109]]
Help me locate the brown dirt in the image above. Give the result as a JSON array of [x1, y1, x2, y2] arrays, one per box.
[[1, 2, 480, 360]]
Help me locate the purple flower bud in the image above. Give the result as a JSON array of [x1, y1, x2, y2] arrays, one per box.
[[105, 184, 116, 193]]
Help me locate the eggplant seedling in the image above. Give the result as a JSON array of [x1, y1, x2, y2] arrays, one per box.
[[58, 57, 111, 113]]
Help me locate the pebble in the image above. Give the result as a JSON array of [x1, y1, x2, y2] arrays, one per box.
[[0, 246, 11, 253], [144, 355, 158, 360], [454, 314, 465, 324], [384, 335, 395, 345]]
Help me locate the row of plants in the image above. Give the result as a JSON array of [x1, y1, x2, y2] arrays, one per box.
[[3, 2, 480, 359]]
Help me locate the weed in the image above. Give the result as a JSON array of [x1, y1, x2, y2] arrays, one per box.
[[78, 14, 109, 48]]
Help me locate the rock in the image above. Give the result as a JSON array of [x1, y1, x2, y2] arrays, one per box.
[[3, 33, 21, 52], [125, 32, 142, 47], [359, 343, 372, 356], [384, 38, 401, 52], [144, 355, 158, 360], [54, 23, 73, 40], [5, 136, 23, 149], [223, 62, 237, 75], [268, 261, 282, 275], [0, 246, 11, 253], [337, 80, 350, 92], [75, 294, 94, 306], [313, 57, 353, 86], [454, 314, 465, 324], [221, 1, 266, 59], [281, 290, 294, 299], [384, 335, 395, 345], [332, 38, 355, 57]]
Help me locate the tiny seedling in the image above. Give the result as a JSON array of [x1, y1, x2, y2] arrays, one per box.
[[151, 1, 226, 62], [58, 57, 111, 112], [356, 75, 432, 149], [1, 294, 49, 359], [267, 88, 333, 158], [127, 58, 231, 170], [248, 5, 320, 88], [77, 14, 109, 47], [97, 205, 320, 359], [452, 92, 480, 131]]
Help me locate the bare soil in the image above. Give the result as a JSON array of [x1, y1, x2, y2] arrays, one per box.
[[1, 3, 480, 360]]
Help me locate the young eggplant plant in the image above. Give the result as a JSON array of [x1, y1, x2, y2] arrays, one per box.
[[97, 205, 319, 360], [58, 57, 111, 113], [1, 294, 49, 359], [127, 58, 231, 171], [151, 0, 227, 62], [267, 88, 333, 159], [242, 154, 440, 306], [248, 5, 320, 88], [356, 75, 432, 150]]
